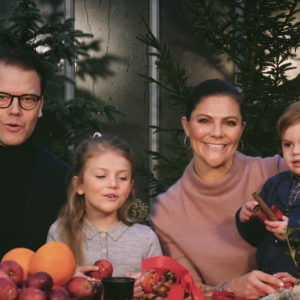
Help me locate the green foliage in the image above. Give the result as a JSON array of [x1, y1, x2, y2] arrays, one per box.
[[284, 222, 300, 277], [137, 0, 300, 197], [0, 0, 124, 164]]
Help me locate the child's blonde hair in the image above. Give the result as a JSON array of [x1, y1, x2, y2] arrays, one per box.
[[277, 101, 300, 139], [57, 134, 135, 264]]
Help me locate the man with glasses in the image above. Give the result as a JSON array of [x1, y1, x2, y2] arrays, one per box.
[[0, 48, 71, 259]]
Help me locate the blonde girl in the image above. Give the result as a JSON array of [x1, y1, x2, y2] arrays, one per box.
[[47, 134, 162, 298]]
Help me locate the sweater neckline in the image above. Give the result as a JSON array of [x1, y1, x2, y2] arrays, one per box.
[[0, 137, 37, 160], [182, 152, 245, 197]]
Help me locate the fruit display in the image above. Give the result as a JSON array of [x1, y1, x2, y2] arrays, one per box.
[[87, 259, 113, 279], [0, 246, 98, 300], [0, 262, 95, 300]]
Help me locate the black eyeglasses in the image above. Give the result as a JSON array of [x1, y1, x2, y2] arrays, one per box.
[[0, 92, 42, 110]]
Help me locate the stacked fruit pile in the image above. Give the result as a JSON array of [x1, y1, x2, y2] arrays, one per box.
[[0, 241, 97, 300]]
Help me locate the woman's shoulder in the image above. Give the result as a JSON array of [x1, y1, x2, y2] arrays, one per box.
[[236, 152, 286, 171]]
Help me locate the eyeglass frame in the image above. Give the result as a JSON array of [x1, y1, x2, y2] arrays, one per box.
[[0, 92, 43, 111]]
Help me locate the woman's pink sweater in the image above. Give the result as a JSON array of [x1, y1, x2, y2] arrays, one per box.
[[150, 152, 286, 286]]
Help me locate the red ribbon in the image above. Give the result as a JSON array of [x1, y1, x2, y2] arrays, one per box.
[[261, 205, 283, 220], [141, 256, 205, 300]]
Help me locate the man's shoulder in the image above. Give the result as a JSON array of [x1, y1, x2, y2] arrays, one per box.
[[36, 144, 71, 172]]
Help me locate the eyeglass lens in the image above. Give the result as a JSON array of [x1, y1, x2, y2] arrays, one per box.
[[0, 93, 39, 110]]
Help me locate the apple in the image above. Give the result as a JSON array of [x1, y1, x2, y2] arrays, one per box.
[[18, 287, 46, 300], [88, 259, 113, 279], [66, 276, 93, 297], [0, 270, 10, 279], [26, 271, 53, 292], [51, 285, 68, 293], [48, 289, 70, 300], [267, 282, 293, 290], [0, 278, 18, 300], [283, 282, 293, 289], [0, 260, 23, 285]]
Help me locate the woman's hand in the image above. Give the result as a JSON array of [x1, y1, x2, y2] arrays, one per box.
[[264, 216, 288, 241], [73, 265, 101, 284], [239, 200, 257, 223], [124, 272, 143, 298], [224, 270, 285, 299]]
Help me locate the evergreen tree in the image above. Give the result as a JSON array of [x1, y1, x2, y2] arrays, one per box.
[[137, 0, 300, 197], [0, 0, 124, 163]]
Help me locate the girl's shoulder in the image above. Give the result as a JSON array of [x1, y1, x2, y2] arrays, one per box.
[[126, 223, 157, 238], [48, 219, 60, 232]]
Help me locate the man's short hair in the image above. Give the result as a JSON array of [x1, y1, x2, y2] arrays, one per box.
[[0, 47, 45, 94]]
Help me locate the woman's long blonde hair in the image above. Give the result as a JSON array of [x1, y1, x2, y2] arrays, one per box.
[[57, 134, 135, 265]]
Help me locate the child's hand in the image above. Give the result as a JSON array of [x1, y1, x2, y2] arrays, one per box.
[[273, 272, 298, 288], [264, 216, 289, 241], [124, 271, 143, 298], [239, 200, 258, 223], [73, 265, 101, 284]]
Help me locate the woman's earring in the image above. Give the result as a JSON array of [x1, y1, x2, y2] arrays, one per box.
[[184, 136, 191, 150], [239, 140, 244, 152]]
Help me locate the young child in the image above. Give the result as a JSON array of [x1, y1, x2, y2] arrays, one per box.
[[236, 101, 300, 278], [47, 133, 162, 297]]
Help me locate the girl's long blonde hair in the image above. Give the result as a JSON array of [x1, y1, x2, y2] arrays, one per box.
[[57, 134, 135, 265]]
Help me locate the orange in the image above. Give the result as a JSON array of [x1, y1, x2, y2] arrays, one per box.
[[1, 248, 35, 280], [29, 241, 76, 285]]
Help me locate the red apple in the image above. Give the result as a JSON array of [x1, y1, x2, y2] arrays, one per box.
[[0, 260, 23, 285], [267, 282, 293, 290], [88, 259, 113, 279], [51, 285, 68, 293], [0, 278, 18, 300], [48, 289, 70, 300], [0, 270, 10, 279], [283, 282, 293, 289], [26, 271, 53, 292], [17, 288, 23, 296], [66, 276, 93, 297], [18, 287, 46, 300]]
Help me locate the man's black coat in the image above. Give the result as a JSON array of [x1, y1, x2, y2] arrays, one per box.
[[0, 143, 72, 259]]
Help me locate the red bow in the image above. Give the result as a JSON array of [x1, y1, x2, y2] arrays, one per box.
[[261, 205, 283, 220], [141, 256, 205, 300]]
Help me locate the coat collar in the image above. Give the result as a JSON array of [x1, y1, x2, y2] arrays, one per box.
[[291, 173, 300, 185], [81, 219, 128, 241]]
